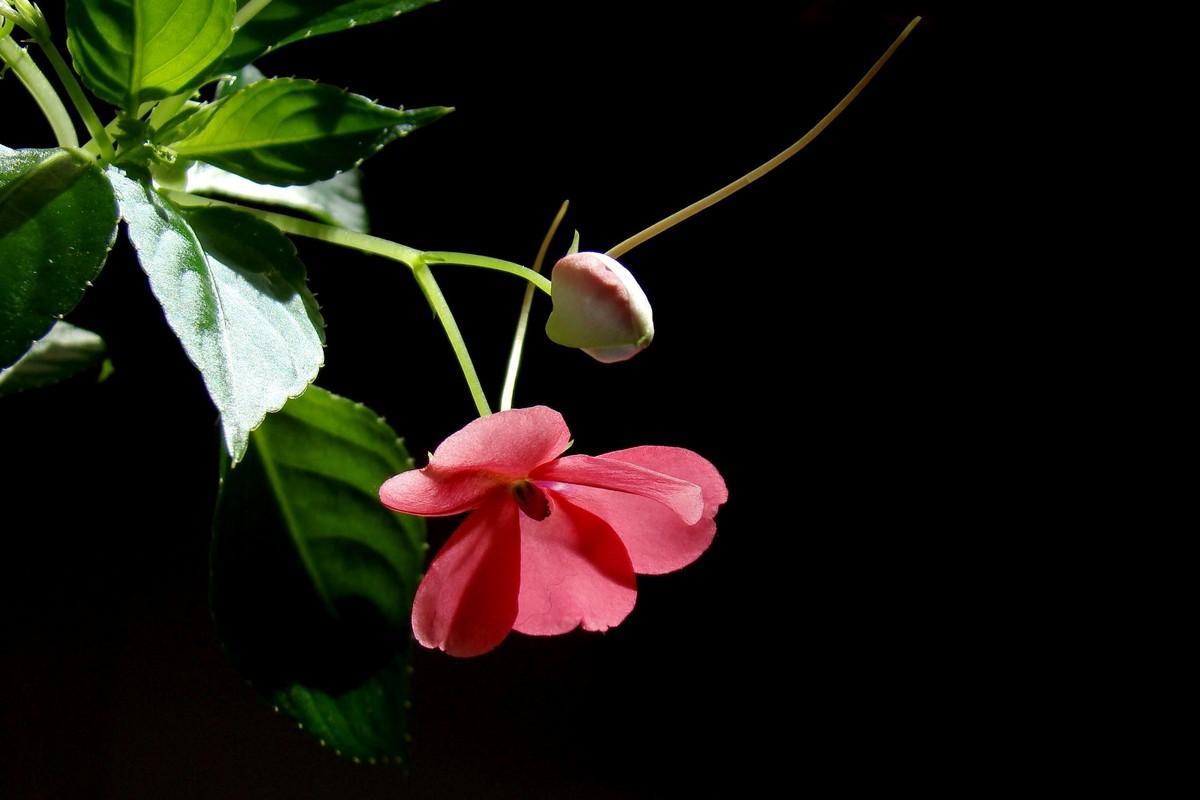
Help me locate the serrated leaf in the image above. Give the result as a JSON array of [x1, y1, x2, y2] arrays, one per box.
[[183, 161, 370, 232], [167, 77, 448, 186], [212, 385, 426, 760], [211, 0, 437, 76], [66, 0, 235, 110], [107, 167, 324, 462], [0, 147, 118, 369], [0, 321, 108, 395]]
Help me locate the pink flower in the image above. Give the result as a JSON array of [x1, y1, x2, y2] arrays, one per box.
[[379, 406, 727, 657]]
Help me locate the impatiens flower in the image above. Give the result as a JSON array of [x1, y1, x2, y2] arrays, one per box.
[[379, 406, 726, 657], [546, 252, 654, 363]]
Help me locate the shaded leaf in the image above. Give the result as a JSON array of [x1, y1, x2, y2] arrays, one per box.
[[183, 161, 369, 232], [0, 147, 117, 369], [212, 0, 438, 76], [0, 321, 108, 395], [66, 0, 235, 110], [167, 77, 448, 185], [108, 167, 324, 462], [212, 385, 426, 760]]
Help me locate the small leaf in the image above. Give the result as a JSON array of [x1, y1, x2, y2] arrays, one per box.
[[212, 385, 426, 760], [0, 147, 118, 369], [108, 167, 324, 462], [0, 321, 108, 395], [167, 78, 448, 186], [212, 0, 438, 76], [66, 0, 236, 110], [184, 64, 369, 230], [183, 161, 370, 232]]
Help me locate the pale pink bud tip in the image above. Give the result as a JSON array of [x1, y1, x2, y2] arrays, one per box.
[[545, 252, 654, 364]]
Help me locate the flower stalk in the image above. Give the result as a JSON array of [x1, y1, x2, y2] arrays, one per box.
[[0, 21, 77, 147], [606, 15, 921, 260], [500, 200, 569, 411]]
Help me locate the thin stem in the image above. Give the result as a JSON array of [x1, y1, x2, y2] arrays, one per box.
[[0, 29, 78, 148], [410, 257, 493, 417], [422, 251, 552, 296], [166, 190, 423, 263], [233, 0, 274, 30], [500, 200, 569, 411], [33, 33, 115, 160], [606, 16, 921, 260], [165, 191, 493, 417], [83, 110, 142, 157]]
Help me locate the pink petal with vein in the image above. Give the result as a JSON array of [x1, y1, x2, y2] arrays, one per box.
[[550, 446, 726, 574], [513, 493, 637, 636], [430, 406, 570, 476], [601, 446, 728, 517], [532, 454, 704, 524], [411, 496, 521, 657], [379, 469, 500, 516]]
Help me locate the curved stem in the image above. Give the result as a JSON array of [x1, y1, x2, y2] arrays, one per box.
[[500, 200, 569, 411], [422, 251, 552, 296], [606, 16, 921, 260], [410, 257, 493, 417], [165, 191, 492, 417], [33, 34, 114, 161], [0, 29, 78, 148], [166, 190, 423, 263]]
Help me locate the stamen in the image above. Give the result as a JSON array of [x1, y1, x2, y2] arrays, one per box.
[[512, 480, 551, 521]]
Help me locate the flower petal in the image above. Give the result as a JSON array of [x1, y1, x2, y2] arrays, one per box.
[[430, 406, 570, 476], [411, 495, 521, 657], [554, 447, 728, 575], [532, 454, 705, 524], [379, 469, 499, 516], [600, 446, 729, 517], [513, 493, 637, 636]]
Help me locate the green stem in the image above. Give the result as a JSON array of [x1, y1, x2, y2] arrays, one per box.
[[0, 29, 79, 148], [167, 190, 423, 262], [233, 0, 274, 30], [500, 201, 569, 411], [422, 251, 552, 296], [411, 257, 493, 417], [32, 33, 115, 160], [83, 111, 140, 157], [606, 16, 921, 260], [165, 191, 493, 417]]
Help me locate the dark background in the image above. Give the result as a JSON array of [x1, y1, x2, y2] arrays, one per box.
[[3, 1, 989, 797]]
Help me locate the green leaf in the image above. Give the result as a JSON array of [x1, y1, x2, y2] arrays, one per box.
[[0, 147, 118, 369], [0, 321, 108, 395], [66, 0, 235, 110], [212, 0, 437, 76], [107, 167, 325, 462], [212, 385, 426, 760], [183, 161, 370, 232], [167, 78, 448, 186]]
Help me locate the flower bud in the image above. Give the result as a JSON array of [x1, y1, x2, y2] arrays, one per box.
[[545, 252, 654, 363]]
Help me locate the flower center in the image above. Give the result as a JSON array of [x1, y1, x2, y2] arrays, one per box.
[[512, 480, 551, 521]]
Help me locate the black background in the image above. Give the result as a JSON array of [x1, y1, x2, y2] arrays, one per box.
[[2, 1, 989, 797]]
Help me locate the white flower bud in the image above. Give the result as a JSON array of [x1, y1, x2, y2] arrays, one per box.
[[545, 252, 654, 363]]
